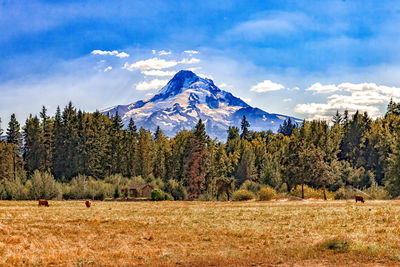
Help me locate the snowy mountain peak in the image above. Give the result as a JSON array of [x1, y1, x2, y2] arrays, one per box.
[[101, 70, 301, 140], [156, 70, 220, 100]]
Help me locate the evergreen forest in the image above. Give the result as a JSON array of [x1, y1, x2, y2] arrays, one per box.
[[1, 100, 400, 201]]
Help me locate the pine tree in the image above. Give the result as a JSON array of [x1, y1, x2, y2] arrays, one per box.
[[108, 112, 124, 175], [6, 114, 22, 179], [236, 141, 256, 185], [0, 141, 14, 181], [61, 102, 79, 179], [23, 115, 44, 173], [169, 130, 191, 182], [278, 118, 295, 136], [51, 106, 65, 179], [343, 110, 349, 125], [332, 110, 342, 125], [182, 119, 208, 197], [135, 127, 153, 179], [240, 115, 250, 140], [227, 126, 240, 141], [339, 111, 368, 166], [40, 106, 52, 171], [152, 128, 170, 181], [385, 136, 400, 196], [122, 118, 138, 177], [154, 126, 161, 140]]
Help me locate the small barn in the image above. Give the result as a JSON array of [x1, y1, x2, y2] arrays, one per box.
[[121, 184, 154, 198]]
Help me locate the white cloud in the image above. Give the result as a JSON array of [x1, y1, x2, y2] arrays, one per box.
[[187, 67, 202, 72], [283, 98, 292, 102], [241, 97, 252, 103], [152, 50, 156, 54], [123, 57, 200, 71], [198, 73, 213, 80], [136, 79, 168, 91], [124, 58, 179, 71], [218, 83, 232, 89], [158, 50, 171, 56], [180, 58, 200, 64], [141, 70, 176, 77], [224, 12, 311, 41], [91, 50, 129, 58], [104, 66, 112, 72], [307, 82, 339, 94], [295, 82, 400, 120], [250, 80, 285, 92], [184, 50, 199, 54], [115, 52, 129, 58]]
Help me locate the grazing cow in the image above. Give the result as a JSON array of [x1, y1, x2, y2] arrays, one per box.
[[355, 195, 365, 203], [38, 199, 49, 207], [85, 200, 91, 208]]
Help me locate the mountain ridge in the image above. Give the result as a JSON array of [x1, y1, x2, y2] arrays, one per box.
[[101, 70, 301, 140]]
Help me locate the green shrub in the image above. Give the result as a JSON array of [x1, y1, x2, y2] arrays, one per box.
[[29, 170, 61, 200], [232, 189, 256, 201], [363, 184, 391, 200], [320, 238, 351, 252], [239, 180, 261, 195], [334, 187, 355, 200], [290, 185, 334, 199], [4, 174, 28, 200], [258, 186, 277, 201], [166, 180, 187, 200], [114, 186, 121, 199], [150, 178, 165, 191], [334, 185, 391, 200], [197, 192, 214, 201], [151, 189, 168, 201], [164, 192, 174, 200]]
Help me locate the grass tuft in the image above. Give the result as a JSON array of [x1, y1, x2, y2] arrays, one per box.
[[321, 238, 351, 252]]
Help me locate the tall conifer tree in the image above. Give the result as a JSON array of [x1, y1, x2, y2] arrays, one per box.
[[6, 114, 22, 179]]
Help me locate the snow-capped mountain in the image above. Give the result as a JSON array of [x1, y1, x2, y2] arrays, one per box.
[[101, 70, 301, 140]]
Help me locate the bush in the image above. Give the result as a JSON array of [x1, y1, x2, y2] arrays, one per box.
[[320, 238, 350, 252], [290, 185, 334, 200], [334, 187, 353, 200], [66, 174, 113, 200], [197, 192, 214, 201], [150, 178, 165, 191], [4, 174, 28, 200], [363, 184, 391, 200], [334, 185, 391, 200], [151, 189, 169, 201], [258, 186, 277, 201], [29, 170, 61, 200], [232, 189, 256, 201], [239, 180, 261, 195], [164, 192, 174, 200], [165, 180, 187, 200]]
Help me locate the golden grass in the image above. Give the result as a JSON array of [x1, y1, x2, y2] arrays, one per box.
[[1, 200, 400, 266]]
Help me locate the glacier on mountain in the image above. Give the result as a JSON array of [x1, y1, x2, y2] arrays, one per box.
[[101, 70, 301, 140]]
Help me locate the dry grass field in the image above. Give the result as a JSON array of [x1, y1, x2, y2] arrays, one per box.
[[1, 200, 400, 266]]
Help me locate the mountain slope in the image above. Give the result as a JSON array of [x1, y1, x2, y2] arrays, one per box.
[[101, 70, 301, 140]]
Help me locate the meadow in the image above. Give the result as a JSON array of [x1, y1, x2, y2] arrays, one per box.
[[0, 200, 400, 266]]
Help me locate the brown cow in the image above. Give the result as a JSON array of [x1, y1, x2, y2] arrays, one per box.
[[38, 199, 49, 207], [355, 195, 365, 203], [85, 200, 91, 208]]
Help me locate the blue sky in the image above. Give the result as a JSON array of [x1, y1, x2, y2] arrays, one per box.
[[1, 0, 400, 125]]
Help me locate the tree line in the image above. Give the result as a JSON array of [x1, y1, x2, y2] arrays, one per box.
[[0, 100, 400, 200]]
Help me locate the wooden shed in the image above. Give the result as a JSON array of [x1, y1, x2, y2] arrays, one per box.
[[121, 184, 154, 198]]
